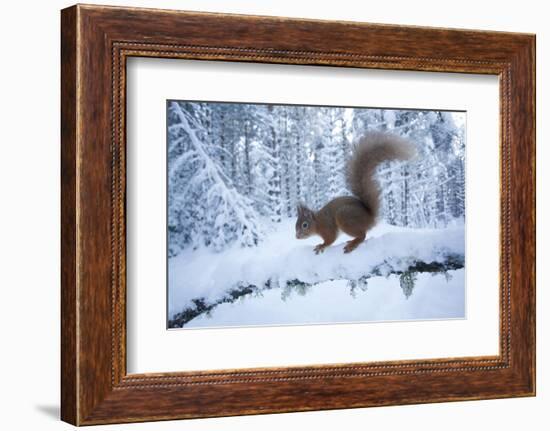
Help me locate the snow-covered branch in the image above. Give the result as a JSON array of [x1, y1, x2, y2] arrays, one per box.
[[168, 224, 465, 327], [169, 253, 463, 328]]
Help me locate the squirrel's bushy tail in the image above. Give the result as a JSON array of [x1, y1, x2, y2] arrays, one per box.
[[346, 131, 416, 219]]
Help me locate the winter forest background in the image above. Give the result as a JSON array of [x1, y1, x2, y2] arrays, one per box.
[[167, 100, 466, 329]]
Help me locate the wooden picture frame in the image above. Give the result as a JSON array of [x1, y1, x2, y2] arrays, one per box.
[[61, 4, 535, 425]]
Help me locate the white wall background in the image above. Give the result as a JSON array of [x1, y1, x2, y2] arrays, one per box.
[[0, 0, 546, 430]]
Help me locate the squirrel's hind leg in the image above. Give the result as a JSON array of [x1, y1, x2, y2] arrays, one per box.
[[336, 206, 370, 253], [343, 235, 365, 254]]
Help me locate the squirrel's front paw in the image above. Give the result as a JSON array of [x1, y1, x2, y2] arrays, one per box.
[[314, 244, 327, 255]]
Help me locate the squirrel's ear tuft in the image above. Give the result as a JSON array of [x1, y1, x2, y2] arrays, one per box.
[[297, 203, 313, 218], [297, 203, 308, 216]]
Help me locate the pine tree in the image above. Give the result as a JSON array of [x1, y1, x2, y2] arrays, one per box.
[[168, 101, 264, 252]]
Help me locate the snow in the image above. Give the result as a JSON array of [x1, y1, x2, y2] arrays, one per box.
[[168, 219, 465, 326], [185, 270, 465, 328]]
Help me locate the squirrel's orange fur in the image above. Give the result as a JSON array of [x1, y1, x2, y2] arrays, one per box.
[[295, 132, 416, 254]]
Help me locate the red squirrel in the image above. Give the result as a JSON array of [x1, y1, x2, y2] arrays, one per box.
[[295, 131, 416, 254]]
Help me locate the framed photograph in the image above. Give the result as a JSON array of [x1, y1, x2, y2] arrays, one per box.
[[165, 100, 466, 330], [61, 4, 535, 425]]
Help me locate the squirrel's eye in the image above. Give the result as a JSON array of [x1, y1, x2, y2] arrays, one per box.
[[302, 222, 309, 229]]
